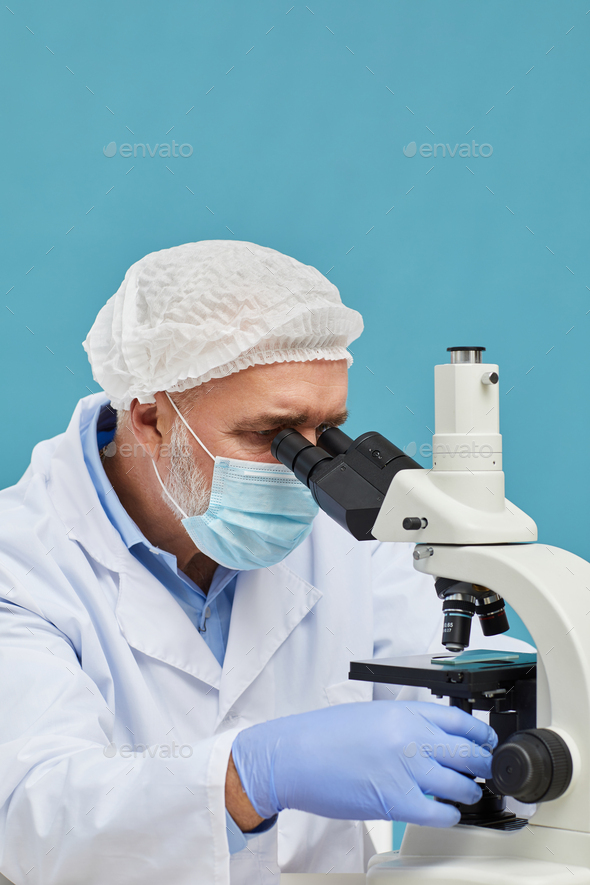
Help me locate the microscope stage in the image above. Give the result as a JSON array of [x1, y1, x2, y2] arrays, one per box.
[[349, 652, 536, 703]]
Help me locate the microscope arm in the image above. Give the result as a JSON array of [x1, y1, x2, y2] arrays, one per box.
[[412, 541, 586, 833]]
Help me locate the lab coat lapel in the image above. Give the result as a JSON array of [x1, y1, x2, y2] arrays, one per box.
[[47, 395, 222, 690], [217, 561, 322, 724], [116, 566, 222, 689]]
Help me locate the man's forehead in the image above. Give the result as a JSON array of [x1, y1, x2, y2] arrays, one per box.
[[194, 359, 348, 425], [202, 359, 347, 397]]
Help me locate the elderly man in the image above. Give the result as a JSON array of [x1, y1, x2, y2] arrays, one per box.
[[0, 242, 498, 885]]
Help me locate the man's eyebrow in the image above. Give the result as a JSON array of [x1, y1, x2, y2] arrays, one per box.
[[232, 409, 349, 431]]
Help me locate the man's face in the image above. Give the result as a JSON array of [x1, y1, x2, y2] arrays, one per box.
[[153, 359, 349, 521], [157, 358, 349, 487]]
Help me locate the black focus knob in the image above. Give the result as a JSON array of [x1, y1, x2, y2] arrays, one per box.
[[402, 517, 428, 530], [492, 729, 572, 803]]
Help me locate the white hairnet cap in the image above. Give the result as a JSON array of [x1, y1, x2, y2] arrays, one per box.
[[83, 240, 363, 410]]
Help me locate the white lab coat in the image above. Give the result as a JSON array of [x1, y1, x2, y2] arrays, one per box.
[[0, 394, 490, 885]]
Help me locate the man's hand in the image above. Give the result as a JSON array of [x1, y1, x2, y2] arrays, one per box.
[[225, 752, 264, 832], [230, 701, 498, 827]]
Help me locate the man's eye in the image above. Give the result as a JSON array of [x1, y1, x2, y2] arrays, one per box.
[[250, 424, 334, 441]]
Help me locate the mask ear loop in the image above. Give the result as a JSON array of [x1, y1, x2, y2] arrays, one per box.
[[150, 459, 189, 520], [149, 391, 214, 520], [165, 391, 215, 461]]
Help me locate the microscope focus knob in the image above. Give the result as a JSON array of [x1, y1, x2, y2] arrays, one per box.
[[492, 728, 572, 803]]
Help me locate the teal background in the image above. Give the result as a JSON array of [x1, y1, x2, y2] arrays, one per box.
[[2, 11, 588, 604], [2, 0, 588, 854], [3, 3, 589, 604]]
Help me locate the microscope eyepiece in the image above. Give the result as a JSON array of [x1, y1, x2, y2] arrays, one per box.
[[317, 426, 353, 457], [271, 428, 310, 472], [271, 428, 332, 487], [447, 346, 486, 364]]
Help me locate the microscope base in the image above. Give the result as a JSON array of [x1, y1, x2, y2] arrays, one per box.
[[367, 855, 590, 883], [366, 823, 590, 883]]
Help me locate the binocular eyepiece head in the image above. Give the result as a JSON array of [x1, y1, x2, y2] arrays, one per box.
[[272, 424, 422, 541]]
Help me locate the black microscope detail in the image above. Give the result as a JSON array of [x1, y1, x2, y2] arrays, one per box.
[[491, 728, 572, 803], [271, 425, 421, 540], [349, 653, 539, 829], [436, 577, 510, 653], [349, 653, 573, 825]]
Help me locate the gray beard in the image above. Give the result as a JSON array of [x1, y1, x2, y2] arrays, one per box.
[[161, 419, 211, 519]]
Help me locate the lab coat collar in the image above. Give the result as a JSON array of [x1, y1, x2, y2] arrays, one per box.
[[46, 393, 128, 569], [217, 561, 322, 726], [46, 394, 223, 689]]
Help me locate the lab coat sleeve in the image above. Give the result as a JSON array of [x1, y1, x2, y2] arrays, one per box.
[[0, 599, 238, 885]]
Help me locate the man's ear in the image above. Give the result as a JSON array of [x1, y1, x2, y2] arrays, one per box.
[[128, 400, 164, 451], [129, 393, 178, 456]]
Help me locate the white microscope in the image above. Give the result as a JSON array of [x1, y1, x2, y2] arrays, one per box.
[[272, 347, 590, 885]]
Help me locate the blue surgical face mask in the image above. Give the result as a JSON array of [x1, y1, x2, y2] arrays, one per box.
[[150, 393, 319, 570]]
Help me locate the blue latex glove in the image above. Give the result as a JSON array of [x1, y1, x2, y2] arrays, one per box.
[[231, 701, 497, 827]]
